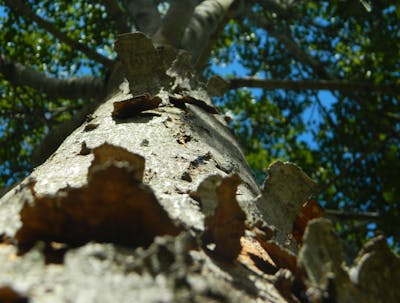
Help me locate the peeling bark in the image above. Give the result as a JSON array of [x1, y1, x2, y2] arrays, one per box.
[[299, 219, 400, 303]]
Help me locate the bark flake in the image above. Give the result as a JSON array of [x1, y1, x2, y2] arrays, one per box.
[[15, 143, 182, 250]]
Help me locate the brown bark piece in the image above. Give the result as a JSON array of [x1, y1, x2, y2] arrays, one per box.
[[292, 200, 324, 245], [112, 94, 162, 119], [15, 144, 181, 249], [0, 286, 27, 303], [201, 174, 246, 261]]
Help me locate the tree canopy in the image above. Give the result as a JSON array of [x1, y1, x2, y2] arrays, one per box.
[[0, 0, 399, 252]]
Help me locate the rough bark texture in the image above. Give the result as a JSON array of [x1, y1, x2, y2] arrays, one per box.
[[0, 33, 399, 303]]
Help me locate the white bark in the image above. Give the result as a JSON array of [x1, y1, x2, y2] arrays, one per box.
[[182, 0, 235, 63], [121, 0, 162, 35], [152, 0, 198, 48]]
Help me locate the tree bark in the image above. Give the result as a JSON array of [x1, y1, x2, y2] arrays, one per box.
[[0, 33, 399, 303]]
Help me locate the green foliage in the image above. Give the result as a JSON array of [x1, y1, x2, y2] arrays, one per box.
[[211, 1, 399, 251], [0, 0, 114, 184], [0, 0, 399, 252]]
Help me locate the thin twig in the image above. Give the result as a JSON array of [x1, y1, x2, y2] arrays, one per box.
[[247, 10, 331, 80], [228, 78, 399, 94], [325, 209, 380, 221], [315, 132, 393, 197]]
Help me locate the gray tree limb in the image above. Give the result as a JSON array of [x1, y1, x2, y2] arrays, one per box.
[[228, 78, 400, 94], [182, 0, 236, 63], [100, 0, 131, 34], [0, 55, 106, 100], [121, 0, 162, 36], [152, 0, 198, 48], [4, 0, 114, 68], [195, 1, 247, 70]]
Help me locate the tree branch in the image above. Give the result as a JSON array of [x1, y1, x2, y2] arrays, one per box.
[[152, 0, 198, 48], [182, 0, 236, 63], [227, 78, 400, 94], [4, 0, 114, 68], [315, 130, 395, 200], [0, 55, 106, 100], [100, 0, 131, 34], [325, 209, 380, 222], [120, 0, 162, 36], [195, 1, 246, 71], [247, 10, 331, 79]]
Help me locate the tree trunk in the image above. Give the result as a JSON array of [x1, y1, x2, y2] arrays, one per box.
[[0, 33, 399, 303]]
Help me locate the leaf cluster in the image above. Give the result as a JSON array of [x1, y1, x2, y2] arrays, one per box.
[[0, 0, 115, 184], [210, 0, 400, 252]]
